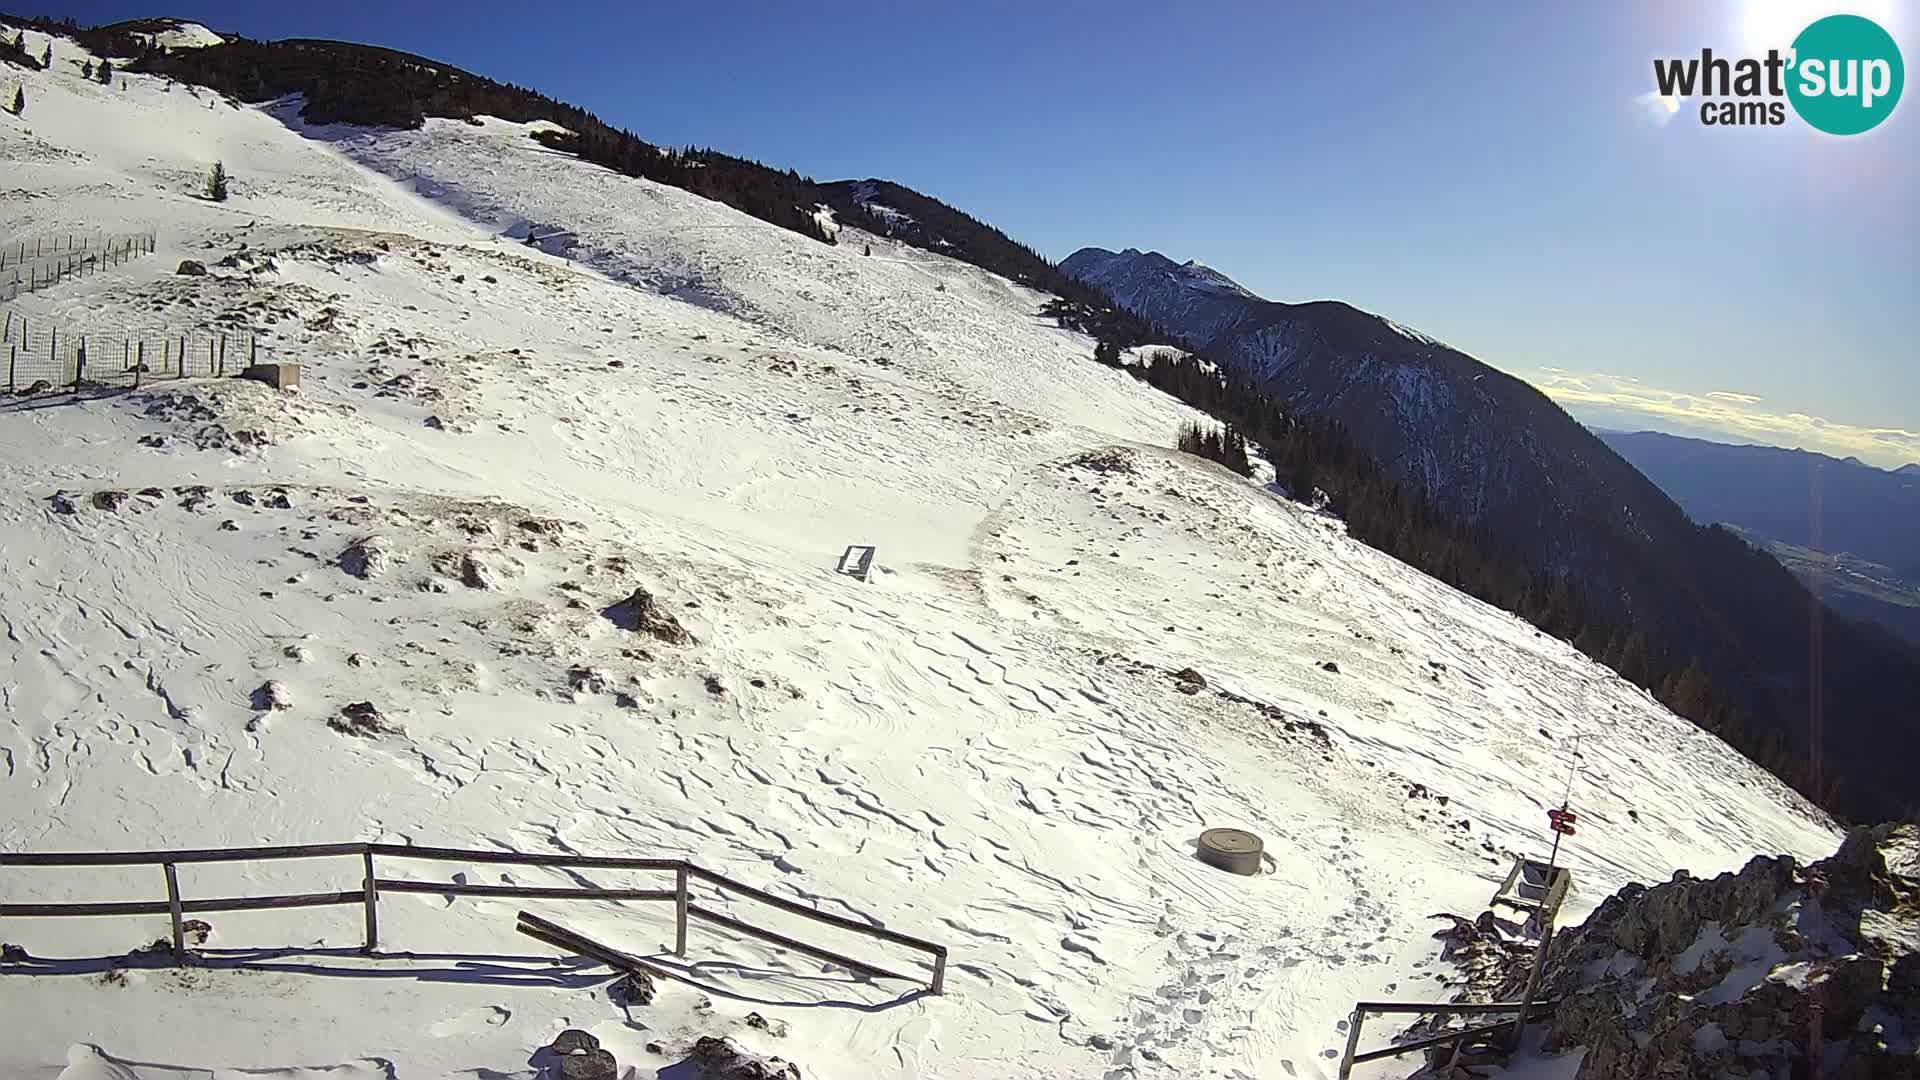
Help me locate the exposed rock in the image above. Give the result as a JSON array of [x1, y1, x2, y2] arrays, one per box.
[[337, 536, 391, 579], [0, 943, 28, 963], [263, 488, 294, 510], [603, 587, 694, 645], [1173, 667, 1207, 694], [21, 378, 53, 395], [568, 667, 614, 695], [218, 519, 240, 531], [91, 490, 129, 511], [47, 491, 78, 515], [704, 674, 726, 696], [557, 1049, 616, 1080], [743, 1012, 789, 1038], [329, 701, 396, 737], [175, 259, 206, 276], [231, 490, 256, 506], [1320, 660, 1340, 674], [610, 970, 656, 1006], [458, 551, 504, 590], [687, 1036, 802, 1080], [1466, 823, 1920, 1080], [180, 919, 212, 945], [250, 681, 293, 711], [549, 1029, 599, 1054]]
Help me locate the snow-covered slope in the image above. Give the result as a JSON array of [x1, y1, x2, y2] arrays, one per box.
[[0, 29, 1839, 1080]]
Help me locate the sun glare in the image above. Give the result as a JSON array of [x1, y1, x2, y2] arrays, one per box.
[[1742, 0, 1901, 54]]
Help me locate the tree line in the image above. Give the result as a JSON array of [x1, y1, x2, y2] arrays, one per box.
[[129, 37, 839, 244], [1102, 341, 1911, 822]]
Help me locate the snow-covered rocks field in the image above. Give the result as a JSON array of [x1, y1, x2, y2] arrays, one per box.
[[1, 25, 1840, 1080]]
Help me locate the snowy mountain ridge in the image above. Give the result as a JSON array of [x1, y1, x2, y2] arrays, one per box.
[[0, 22, 1840, 1080]]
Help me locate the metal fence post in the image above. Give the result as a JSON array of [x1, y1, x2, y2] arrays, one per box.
[[135, 341, 143, 389], [362, 848, 379, 953], [7, 344, 14, 393], [674, 864, 689, 957], [1338, 1006, 1365, 1078], [163, 863, 186, 963], [74, 338, 85, 389], [930, 947, 948, 996]]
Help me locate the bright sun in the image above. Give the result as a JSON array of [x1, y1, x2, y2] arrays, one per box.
[[1741, 0, 1901, 54]]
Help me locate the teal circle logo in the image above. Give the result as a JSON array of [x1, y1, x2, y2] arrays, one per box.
[[1787, 14, 1904, 135]]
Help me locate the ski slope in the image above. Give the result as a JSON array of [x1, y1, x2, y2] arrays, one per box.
[[0, 26, 1840, 1080]]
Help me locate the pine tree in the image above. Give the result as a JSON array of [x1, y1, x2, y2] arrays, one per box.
[[206, 161, 229, 202], [41, 43, 50, 66], [81, 60, 92, 79], [10, 85, 22, 116], [96, 59, 113, 85]]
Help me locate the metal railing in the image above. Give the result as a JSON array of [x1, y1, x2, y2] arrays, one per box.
[[0, 841, 949, 994]]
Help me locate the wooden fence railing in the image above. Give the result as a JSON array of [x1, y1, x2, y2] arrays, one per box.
[[0, 841, 948, 995]]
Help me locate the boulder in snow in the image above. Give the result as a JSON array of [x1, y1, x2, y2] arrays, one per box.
[[687, 1036, 802, 1080], [603, 586, 694, 645], [337, 536, 391, 579], [175, 260, 207, 276]]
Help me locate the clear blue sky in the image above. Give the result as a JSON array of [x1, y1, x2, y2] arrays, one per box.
[[43, 0, 1920, 465]]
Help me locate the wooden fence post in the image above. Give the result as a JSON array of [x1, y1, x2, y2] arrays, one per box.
[[674, 865, 690, 957], [218, 335, 226, 376], [163, 863, 186, 963], [135, 341, 144, 389], [931, 948, 947, 995], [250, 337, 257, 366], [74, 337, 86, 388], [7, 344, 15, 393], [362, 848, 379, 953], [1509, 924, 1555, 1051]]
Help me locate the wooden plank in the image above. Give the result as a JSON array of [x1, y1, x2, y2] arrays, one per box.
[[374, 879, 675, 902], [0, 890, 363, 918], [1351, 999, 1556, 1016], [687, 903, 914, 984], [0, 843, 368, 866], [688, 865, 945, 957], [368, 844, 684, 872], [1350, 1017, 1522, 1065], [513, 911, 675, 982]]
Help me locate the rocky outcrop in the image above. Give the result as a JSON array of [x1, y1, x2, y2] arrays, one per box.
[[603, 586, 694, 645], [1502, 823, 1919, 1079], [688, 1036, 802, 1080]]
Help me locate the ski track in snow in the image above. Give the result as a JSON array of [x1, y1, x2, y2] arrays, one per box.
[[0, 26, 1839, 1080]]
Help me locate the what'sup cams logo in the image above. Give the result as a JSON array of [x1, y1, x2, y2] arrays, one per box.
[[1651, 13, 1903, 133]]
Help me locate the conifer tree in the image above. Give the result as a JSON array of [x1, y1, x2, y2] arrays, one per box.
[[97, 59, 113, 84], [81, 59, 92, 79], [206, 161, 229, 201], [10, 85, 22, 116]]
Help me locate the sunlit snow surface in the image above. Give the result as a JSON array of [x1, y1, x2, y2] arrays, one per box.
[[0, 25, 1837, 1080]]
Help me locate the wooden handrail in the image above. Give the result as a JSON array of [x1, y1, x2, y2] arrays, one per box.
[[368, 844, 685, 871], [690, 864, 947, 957], [0, 842, 368, 866], [373, 879, 676, 903], [0, 840, 949, 994], [0, 890, 364, 919]]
